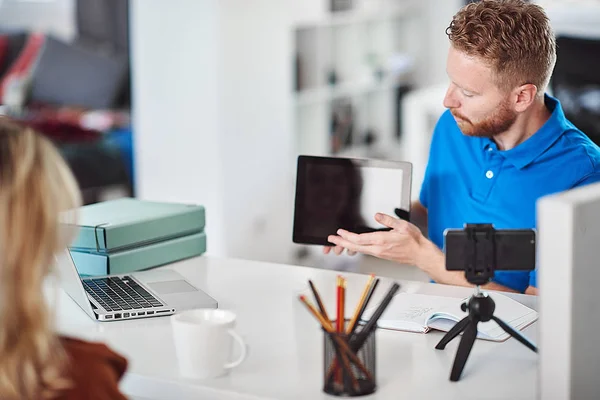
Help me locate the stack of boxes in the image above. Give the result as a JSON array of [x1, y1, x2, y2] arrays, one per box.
[[66, 198, 206, 276]]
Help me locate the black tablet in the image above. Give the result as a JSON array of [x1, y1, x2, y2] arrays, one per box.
[[293, 155, 412, 246]]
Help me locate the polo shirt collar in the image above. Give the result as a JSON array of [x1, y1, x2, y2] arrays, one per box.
[[480, 94, 569, 170]]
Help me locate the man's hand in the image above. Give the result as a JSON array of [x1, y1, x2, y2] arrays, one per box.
[[323, 245, 356, 256], [326, 213, 426, 266], [525, 286, 538, 295], [324, 212, 522, 293]]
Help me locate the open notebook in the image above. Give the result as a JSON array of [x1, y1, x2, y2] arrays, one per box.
[[363, 292, 538, 342]]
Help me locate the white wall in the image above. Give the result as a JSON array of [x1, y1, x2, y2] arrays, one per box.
[[218, 0, 295, 263], [131, 0, 295, 263], [130, 0, 224, 254]]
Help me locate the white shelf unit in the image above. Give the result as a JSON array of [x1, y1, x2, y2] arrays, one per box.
[[293, 0, 424, 160]]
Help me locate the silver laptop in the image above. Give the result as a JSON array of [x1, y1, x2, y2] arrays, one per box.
[[57, 249, 218, 321]]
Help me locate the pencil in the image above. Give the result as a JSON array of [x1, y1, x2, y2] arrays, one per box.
[[350, 282, 400, 351], [329, 275, 377, 384], [299, 294, 362, 391], [329, 335, 359, 392], [308, 280, 330, 321], [309, 279, 356, 389], [336, 276, 345, 332], [346, 274, 375, 335], [299, 295, 373, 384], [336, 276, 346, 384], [348, 278, 380, 337], [326, 281, 398, 383]]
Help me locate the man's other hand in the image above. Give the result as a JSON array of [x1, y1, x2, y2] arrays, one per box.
[[322, 245, 356, 256], [326, 213, 425, 265]]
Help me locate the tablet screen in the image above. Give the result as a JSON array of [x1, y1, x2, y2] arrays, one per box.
[[293, 155, 412, 245]]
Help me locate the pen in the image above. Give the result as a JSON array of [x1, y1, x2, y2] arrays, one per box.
[[346, 274, 376, 335], [299, 295, 373, 384], [308, 280, 330, 321]]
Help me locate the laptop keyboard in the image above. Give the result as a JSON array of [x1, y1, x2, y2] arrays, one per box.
[[83, 276, 164, 312]]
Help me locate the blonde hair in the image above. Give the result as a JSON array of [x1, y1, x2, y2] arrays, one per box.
[[0, 118, 82, 399], [447, 0, 556, 95]]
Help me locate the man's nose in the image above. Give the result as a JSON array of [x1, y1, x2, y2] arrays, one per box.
[[443, 84, 460, 109]]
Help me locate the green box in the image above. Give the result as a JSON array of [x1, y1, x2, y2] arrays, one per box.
[[68, 198, 206, 252], [70, 231, 207, 276]]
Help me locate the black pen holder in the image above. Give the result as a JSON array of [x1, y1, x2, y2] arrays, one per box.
[[322, 321, 376, 397]]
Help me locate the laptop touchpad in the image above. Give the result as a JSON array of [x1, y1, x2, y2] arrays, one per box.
[[147, 280, 198, 295]]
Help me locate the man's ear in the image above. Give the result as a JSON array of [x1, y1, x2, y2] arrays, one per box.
[[514, 83, 538, 113]]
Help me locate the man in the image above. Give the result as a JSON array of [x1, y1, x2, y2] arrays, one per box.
[[326, 0, 600, 295]]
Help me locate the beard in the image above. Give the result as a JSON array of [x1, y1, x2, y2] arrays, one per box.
[[451, 100, 517, 138]]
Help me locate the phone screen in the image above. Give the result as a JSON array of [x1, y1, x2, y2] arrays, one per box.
[[444, 228, 536, 271]]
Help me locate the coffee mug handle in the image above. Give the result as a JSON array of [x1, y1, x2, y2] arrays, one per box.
[[224, 329, 247, 369]]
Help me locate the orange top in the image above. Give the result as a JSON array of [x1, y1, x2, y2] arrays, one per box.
[[58, 337, 128, 400]]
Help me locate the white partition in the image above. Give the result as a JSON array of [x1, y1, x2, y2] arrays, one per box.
[[130, 0, 296, 263], [537, 182, 600, 399]]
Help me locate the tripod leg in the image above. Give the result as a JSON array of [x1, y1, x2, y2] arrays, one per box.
[[491, 316, 538, 353], [449, 322, 477, 381], [435, 316, 470, 350]]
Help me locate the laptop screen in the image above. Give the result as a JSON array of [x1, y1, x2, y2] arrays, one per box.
[[55, 249, 96, 319], [293, 155, 412, 246]]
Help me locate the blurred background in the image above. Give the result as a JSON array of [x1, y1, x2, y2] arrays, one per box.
[[0, 0, 598, 280]]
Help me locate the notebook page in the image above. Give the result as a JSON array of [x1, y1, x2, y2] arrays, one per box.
[[364, 293, 463, 333], [474, 309, 538, 341], [428, 292, 538, 341], [476, 293, 538, 340]]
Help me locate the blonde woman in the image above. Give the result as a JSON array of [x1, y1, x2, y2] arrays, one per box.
[[0, 118, 128, 400]]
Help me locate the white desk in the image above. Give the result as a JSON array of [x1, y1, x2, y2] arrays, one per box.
[[56, 256, 538, 400]]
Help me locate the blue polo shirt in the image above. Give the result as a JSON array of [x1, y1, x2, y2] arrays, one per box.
[[420, 94, 600, 292]]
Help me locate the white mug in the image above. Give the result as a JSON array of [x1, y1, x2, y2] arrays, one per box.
[[171, 309, 247, 379]]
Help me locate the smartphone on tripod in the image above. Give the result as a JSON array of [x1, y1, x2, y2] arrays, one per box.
[[444, 226, 536, 272], [436, 224, 538, 382]]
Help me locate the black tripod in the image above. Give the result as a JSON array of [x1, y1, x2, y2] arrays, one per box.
[[435, 286, 537, 381], [437, 223, 538, 381]]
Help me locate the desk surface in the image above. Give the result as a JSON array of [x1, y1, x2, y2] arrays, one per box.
[[55, 256, 538, 400]]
